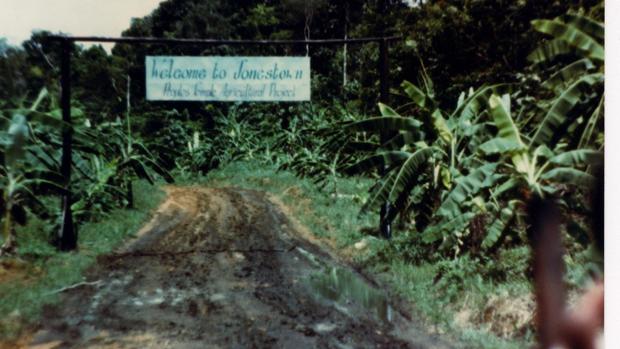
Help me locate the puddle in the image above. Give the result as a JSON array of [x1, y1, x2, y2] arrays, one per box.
[[306, 267, 393, 324]]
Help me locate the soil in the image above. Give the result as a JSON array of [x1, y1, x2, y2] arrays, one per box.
[[25, 186, 449, 349]]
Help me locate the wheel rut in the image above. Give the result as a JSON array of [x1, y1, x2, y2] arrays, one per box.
[[28, 186, 448, 349]]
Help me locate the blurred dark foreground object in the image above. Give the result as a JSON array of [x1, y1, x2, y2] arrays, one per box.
[[527, 169, 604, 349]]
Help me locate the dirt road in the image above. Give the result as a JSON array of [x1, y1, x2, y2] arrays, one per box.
[[29, 186, 447, 348]]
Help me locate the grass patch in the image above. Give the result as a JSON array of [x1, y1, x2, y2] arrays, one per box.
[[0, 180, 164, 340], [190, 161, 536, 348]]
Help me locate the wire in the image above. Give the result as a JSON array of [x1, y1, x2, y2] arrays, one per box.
[[304, 0, 314, 56]]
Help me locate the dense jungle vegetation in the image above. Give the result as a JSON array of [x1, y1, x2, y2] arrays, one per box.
[[0, 0, 604, 346]]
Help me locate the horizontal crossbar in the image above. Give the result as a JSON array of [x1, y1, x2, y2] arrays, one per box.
[[48, 35, 402, 46]]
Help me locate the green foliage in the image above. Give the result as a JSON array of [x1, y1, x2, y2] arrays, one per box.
[[401, 0, 602, 106], [528, 12, 604, 149], [0, 180, 163, 339], [434, 255, 485, 302], [0, 88, 171, 251], [337, 76, 511, 247], [331, 12, 603, 259], [0, 2, 605, 345], [0, 89, 65, 252]]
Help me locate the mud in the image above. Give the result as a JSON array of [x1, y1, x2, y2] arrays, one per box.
[[29, 186, 448, 349]]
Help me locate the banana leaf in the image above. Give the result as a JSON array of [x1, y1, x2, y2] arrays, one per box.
[[531, 19, 604, 62], [401, 81, 427, 109], [436, 162, 498, 219], [561, 13, 604, 41], [481, 200, 519, 250], [541, 167, 595, 186], [344, 151, 411, 175], [542, 58, 596, 94], [548, 149, 603, 167], [387, 147, 434, 203], [531, 73, 603, 146]]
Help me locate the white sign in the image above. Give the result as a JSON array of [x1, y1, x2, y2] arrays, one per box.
[[145, 56, 310, 101]]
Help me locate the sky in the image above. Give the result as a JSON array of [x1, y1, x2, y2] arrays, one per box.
[[1, 0, 164, 49]]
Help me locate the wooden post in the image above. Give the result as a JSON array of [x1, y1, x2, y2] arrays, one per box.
[[58, 38, 76, 251], [527, 197, 566, 348], [379, 38, 392, 239]]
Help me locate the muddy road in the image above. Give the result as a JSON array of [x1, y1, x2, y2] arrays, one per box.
[[30, 187, 447, 349]]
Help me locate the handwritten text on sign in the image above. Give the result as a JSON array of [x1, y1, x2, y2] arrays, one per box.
[[145, 56, 310, 101]]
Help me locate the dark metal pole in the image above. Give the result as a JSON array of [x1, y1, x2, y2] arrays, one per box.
[[379, 38, 392, 240], [58, 38, 76, 251]]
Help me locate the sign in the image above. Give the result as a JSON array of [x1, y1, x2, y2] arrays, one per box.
[[145, 56, 310, 101]]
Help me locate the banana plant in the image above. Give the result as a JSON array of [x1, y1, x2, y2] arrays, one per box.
[[336, 82, 443, 231], [422, 13, 605, 254], [0, 112, 65, 254], [528, 12, 604, 149], [482, 94, 600, 247], [1, 87, 173, 252], [426, 94, 602, 253], [337, 70, 510, 232]]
